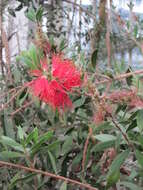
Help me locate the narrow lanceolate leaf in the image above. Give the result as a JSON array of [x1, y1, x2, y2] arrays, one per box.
[[119, 181, 142, 190], [0, 136, 24, 152], [107, 171, 120, 189], [73, 96, 86, 108], [25, 127, 38, 145], [92, 140, 115, 153], [25, 8, 36, 22], [135, 149, 143, 167], [108, 149, 129, 175], [107, 149, 130, 189], [59, 39, 66, 51], [137, 110, 143, 131], [94, 134, 116, 142], [8, 173, 36, 190], [0, 151, 24, 159], [17, 126, 25, 140], [91, 49, 98, 68], [36, 7, 44, 22], [60, 181, 67, 190], [62, 136, 73, 155], [31, 131, 53, 156], [3, 110, 15, 139], [48, 151, 57, 174]]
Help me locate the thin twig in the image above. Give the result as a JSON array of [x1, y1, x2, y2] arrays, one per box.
[[0, 161, 98, 190], [11, 100, 33, 116], [82, 127, 93, 178], [95, 69, 143, 85], [63, 0, 95, 19], [109, 113, 134, 149], [0, 85, 27, 112], [0, 86, 22, 99]]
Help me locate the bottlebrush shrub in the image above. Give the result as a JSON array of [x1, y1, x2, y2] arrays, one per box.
[[2, 6, 143, 190], [10, 41, 143, 189]]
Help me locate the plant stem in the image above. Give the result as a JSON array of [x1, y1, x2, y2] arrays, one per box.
[[0, 161, 98, 190]]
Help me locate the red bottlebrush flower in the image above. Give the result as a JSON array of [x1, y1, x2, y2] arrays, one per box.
[[49, 80, 72, 109], [31, 77, 51, 102], [31, 77, 72, 110], [29, 54, 81, 110], [52, 55, 81, 91]]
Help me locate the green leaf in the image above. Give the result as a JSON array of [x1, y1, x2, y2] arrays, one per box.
[[106, 170, 120, 189], [60, 181, 67, 190], [137, 110, 143, 131], [31, 131, 53, 156], [108, 149, 129, 176], [94, 134, 116, 142], [119, 181, 142, 190], [25, 8, 36, 22], [134, 25, 138, 38], [13, 69, 21, 83], [62, 136, 73, 155], [135, 149, 143, 167], [36, 7, 44, 22], [17, 44, 42, 70], [59, 39, 66, 51], [92, 140, 115, 153], [72, 152, 82, 166], [93, 122, 113, 132], [47, 140, 61, 151], [48, 151, 57, 174], [74, 96, 86, 108], [91, 49, 98, 68], [16, 54, 33, 68], [127, 120, 137, 132], [28, 44, 39, 67], [17, 126, 24, 140], [138, 135, 143, 148], [17, 91, 28, 107], [0, 151, 24, 159], [107, 149, 130, 188], [25, 127, 38, 145], [77, 108, 87, 119], [8, 173, 36, 190], [0, 136, 24, 152], [47, 140, 61, 158], [8, 172, 20, 190], [3, 110, 15, 139]]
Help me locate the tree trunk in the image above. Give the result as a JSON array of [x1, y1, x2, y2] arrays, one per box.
[[91, 0, 107, 65]]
